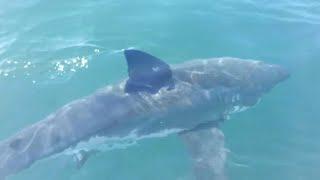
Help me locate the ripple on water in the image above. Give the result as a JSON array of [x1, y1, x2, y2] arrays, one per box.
[[0, 54, 90, 84], [213, 0, 320, 25], [0, 46, 133, 84]]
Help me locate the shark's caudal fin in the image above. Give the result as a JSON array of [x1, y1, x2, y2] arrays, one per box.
[[124, 50, 174, 94]]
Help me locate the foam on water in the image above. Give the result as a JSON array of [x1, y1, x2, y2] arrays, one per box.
[[63, 128, 183, 156]]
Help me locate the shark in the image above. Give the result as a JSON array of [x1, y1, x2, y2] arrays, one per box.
[[0, 50, 289, 180]]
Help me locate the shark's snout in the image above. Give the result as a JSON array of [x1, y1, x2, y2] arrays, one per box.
[[257, 63, 290, 91], [272, 64, 290, 83]]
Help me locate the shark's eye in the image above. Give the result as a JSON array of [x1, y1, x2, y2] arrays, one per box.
[[9, 138, 23, 150]]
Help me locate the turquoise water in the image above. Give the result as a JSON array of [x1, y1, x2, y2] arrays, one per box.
[[0, 0, 319, 179]]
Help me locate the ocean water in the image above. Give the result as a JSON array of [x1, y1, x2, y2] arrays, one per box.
[[0, 0, 319, 180]]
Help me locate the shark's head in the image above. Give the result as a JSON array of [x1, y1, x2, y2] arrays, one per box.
[[173, 57, 289, 108], [175, 58, 289, 92]]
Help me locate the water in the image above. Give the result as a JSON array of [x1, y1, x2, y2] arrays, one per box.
[[0, 0, 319, 179]]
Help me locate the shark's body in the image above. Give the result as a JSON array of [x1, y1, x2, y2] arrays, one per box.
[[0, 50, 289, 180]]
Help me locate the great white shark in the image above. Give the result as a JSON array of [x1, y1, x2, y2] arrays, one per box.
[[0, 50, 289, 180]]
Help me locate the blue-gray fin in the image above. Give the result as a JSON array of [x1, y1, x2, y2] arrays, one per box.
[[179, 127, 226, 179], [124, 49, 174, 94]]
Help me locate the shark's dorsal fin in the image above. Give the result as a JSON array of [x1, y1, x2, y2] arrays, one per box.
[[124, 49, 174, 94]]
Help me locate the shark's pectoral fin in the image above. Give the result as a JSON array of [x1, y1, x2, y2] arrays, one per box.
[[73, 150, 99, 169], [124, 49, 174, 94], [179, 127, 227, 180]]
